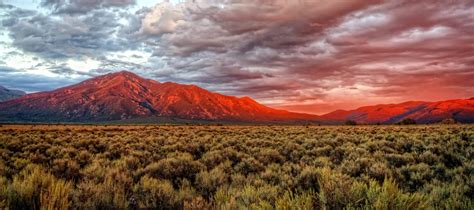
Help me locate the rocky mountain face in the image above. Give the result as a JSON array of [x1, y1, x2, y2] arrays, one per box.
[[0, 71, 472, 124], [0, 71, 319, 123], [322, 98, 474, 124]]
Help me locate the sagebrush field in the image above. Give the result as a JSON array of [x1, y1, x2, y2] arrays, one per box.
[[0, 125, 473, 209]]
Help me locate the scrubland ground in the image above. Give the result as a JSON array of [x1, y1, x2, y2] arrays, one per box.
[[0, 124, 473, 209]]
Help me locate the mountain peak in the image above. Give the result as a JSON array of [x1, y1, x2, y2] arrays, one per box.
[[0, 71, 319, 122], [112, 70, 138, 76], [77, 70, 157, 88], [104, 70, 142, 79]]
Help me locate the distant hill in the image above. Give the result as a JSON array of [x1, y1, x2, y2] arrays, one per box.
[[0, 71, 320, 123], [322, 98, 474, 124], [0, 85, 25, 102]]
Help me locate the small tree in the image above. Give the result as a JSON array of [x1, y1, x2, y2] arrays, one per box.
[[397, 118, 416, 125], [440, 118, 457, 124], [345, 120, 357, 126]]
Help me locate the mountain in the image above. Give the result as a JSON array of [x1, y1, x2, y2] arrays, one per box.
[[0, 85, 25, 102], [1, 71, 472, 124], [0, 71, 320, 123], [322, 98, 474, 124]]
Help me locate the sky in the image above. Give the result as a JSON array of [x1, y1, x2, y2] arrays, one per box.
[[0, 0, 473, 114]]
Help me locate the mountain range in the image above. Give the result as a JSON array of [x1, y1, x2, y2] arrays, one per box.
[[0, 71, 472, 124], [0, 85, 25, 102], [0, 71, 318, 123], [323, 99, 474, 124]]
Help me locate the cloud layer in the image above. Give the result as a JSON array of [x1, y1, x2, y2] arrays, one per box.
[[0, 0, 473, 114]]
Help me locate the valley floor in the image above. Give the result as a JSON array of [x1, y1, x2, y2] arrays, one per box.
[[0, 124, 473, 209]]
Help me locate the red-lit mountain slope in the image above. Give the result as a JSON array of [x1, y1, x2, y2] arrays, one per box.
[[0, 71, 319, 123], [322, 98, 474, 124]]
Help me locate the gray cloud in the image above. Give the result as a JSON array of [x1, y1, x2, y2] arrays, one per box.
[[135, 0, 474, 113], [41, 0, 135, 14], [0, 70, 86, 92], [0, 0, 473, 114], [0, 66, 16, 72], [2, 8, 141, 59]]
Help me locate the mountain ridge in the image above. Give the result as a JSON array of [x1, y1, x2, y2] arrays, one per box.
[[0, 85, 26, 102], [0, 71, 320, 123], [0, 71, 472, 124], [322, 98, 474, 124]]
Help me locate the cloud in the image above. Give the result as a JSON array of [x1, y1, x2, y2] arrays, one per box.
[[1, 4, 150, 60], [137, 0, 473, 113], [139, 2, 184, 35], [41, 0, 135, 14], [0, 66, 18, 72], [0, 0, 473, 114], [0, 69, 86, 92]]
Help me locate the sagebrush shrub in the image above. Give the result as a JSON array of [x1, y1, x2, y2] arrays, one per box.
[[0, 124, 472, 209]]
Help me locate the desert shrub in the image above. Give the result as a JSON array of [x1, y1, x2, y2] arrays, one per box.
[[74, 167, 133, 209], [195, 166, 229, 198], [0, 176, 9, 209], [80, 158, 110, 182], [51, 159, 81, 180], [419, 151, 438, 165], [40, 178, 72, 210], [5, 164, 71, 210], [295, 166, 320, 192], [235, 157, 264, 175], [425, 181, 474, 209], [397, 118, 417, 125], [347, 178, 428, 209], [341, 157, 371, 177], [368, 161, 392, 182], [315, 167, 355, 209], [0, 161, 9, 177], [134, 175, 181, 209], [396, 162, 437, 193], [257, 148, 285, 165], [214, 184, 279, 209], [313, 145, 333, 157], [275, 190, 315, 210], [199, 150, 225, 169], [0, 125, 472, 209], [441, 151, 463, 168], [76, 150, 92, 166], [183, 196, 212, 210], [142, 153, 205, 184], [345, 120, 357, 125]]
